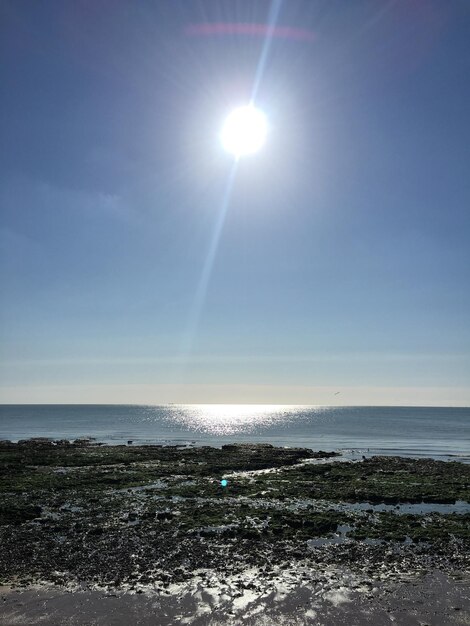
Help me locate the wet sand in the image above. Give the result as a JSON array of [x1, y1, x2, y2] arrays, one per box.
[[1, 571, 469, 625]]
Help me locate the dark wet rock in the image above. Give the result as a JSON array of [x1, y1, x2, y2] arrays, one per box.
[[0, 505, 42, 526], [157, 512, 173, 521], [73, 438, 97, 446], [312, 450, 341, 458], [222, 443, 274, 450], [17, 438, 54, 446]]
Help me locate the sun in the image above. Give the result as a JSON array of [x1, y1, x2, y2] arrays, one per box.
[[220, 105, 268, 158]]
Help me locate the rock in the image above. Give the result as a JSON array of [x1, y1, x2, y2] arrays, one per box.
[[18, 438, 54, 446], [73, 437, 97, 446], [222, 443, 274, 451], [312, 450, 341, 459], [157, 511, 173, 521]]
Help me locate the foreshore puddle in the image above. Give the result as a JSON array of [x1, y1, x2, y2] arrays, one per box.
[[342, 500, 470, 515]]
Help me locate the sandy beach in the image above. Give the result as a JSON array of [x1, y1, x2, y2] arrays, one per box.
[[2, 570, 469, 625], [1, 440, 469, 624]]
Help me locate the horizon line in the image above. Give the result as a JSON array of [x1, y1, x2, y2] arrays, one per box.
[[1, 402, 468, 409]]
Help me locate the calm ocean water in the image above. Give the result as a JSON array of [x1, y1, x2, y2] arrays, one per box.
[[0, 405, 469, 462]]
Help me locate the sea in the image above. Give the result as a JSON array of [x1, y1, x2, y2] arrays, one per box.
[[0, 404, 469, 463]]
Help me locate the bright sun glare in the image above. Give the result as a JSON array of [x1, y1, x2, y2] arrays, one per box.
[[220, 105, 268, 157]]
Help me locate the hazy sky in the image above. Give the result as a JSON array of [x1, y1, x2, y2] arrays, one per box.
[[1, 0, 469, 405]]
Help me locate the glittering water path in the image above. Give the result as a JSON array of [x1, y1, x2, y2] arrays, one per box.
[[0, 404, 469, 462]]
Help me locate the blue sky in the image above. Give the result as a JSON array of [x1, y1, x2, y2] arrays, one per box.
[[1, 0, 469, 405]]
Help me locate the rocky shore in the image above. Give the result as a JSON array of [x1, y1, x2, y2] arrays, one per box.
[[0, 440, 469, 624]]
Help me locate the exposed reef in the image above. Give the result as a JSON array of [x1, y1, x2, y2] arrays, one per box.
[[0, 440, 468, 593]]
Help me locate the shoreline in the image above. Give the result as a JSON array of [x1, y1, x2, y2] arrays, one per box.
[[1, 440, 469, 623], [1, 436, 468, 466]]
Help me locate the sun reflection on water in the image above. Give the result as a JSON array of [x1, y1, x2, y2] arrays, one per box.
[[165, 404, 309, 436]]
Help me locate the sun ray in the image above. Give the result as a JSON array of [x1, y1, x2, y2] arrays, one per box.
[[176, 1, 282, 382], [178, 161, 238, 370], [251, 0, 284, 104]]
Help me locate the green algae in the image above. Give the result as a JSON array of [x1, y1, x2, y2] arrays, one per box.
[[3, 443, 467, 503], [349, 512, 470, 542], [236, 457, 470, 504], [0, 503, 42, 526], [0, 441, 469, 589]]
